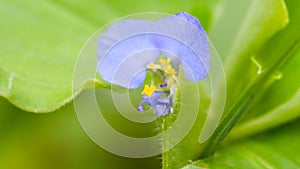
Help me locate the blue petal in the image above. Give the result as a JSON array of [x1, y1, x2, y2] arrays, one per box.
[[174, 12, 206, 33], [154, 104, 170, 116], [137, 105, 144, 111], [147, 91, 165, 106], [155, 12, 210, 82], [97, 13, 210, 88], [139, 91, 171, 116], [97, 20, 161, 88]]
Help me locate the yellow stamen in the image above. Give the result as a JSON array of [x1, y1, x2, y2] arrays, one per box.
[[147, 63, 160, 72], [165, 67, 176, 75], [141, 85, 156, 96], [159, 58, 171, 67]]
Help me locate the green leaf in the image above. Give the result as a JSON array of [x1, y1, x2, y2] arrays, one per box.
[[208, 0, 253, 60], [0, 0, 97, 112], [223, 0, 289, 113], [236, 0, 300, 120], [228, 89, 300, 141], [201, 0, 292, 156], [228, 45, 300, 141], [227, 0, 300, 141], [184, 119, 300, 169], [0, 0, 212, 112]]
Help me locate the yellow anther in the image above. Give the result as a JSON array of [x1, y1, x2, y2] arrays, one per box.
[[147, 63, 160, 72], [141, 85, 156, 96], [159, 58, 171, 67], [165, 67, 176, 76]]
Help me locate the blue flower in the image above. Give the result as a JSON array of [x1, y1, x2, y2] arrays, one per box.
[[138, 91, 172, 116], [97, 12, 210, 116]]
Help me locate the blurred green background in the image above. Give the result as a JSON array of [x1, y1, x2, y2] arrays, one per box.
[[0, 96, 161, 169], [1, 0, 300, 168]]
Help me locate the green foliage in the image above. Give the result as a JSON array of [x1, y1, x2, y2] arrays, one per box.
[[0, 0, 299, 168], [183, 119, 300, 169]]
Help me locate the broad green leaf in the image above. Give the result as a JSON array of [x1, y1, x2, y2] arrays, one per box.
[[183, 119, 300, 169], [209, 0, 253, 60], [201, 0, 291, 156], [223, 0, 289, 112], [209, 0, 288, 62], [227, 0, 300, 141], [236, 0, 300, 121], [229, 44, 300, 141], [228, 89, 300, 141], [0, 0, 213, 112], [0, 0, 97, 112]]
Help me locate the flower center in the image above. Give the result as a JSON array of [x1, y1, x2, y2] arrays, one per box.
[[137, 56, 177, 116]]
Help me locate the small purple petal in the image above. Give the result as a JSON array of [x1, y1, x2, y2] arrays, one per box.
[[154, 104, 170, 116], [141, 94, 150, 105], [156, 98, 172, 105], [137, 105, 144, 112], [147, 91, 165, 106], [139, 91, 172, 116]]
